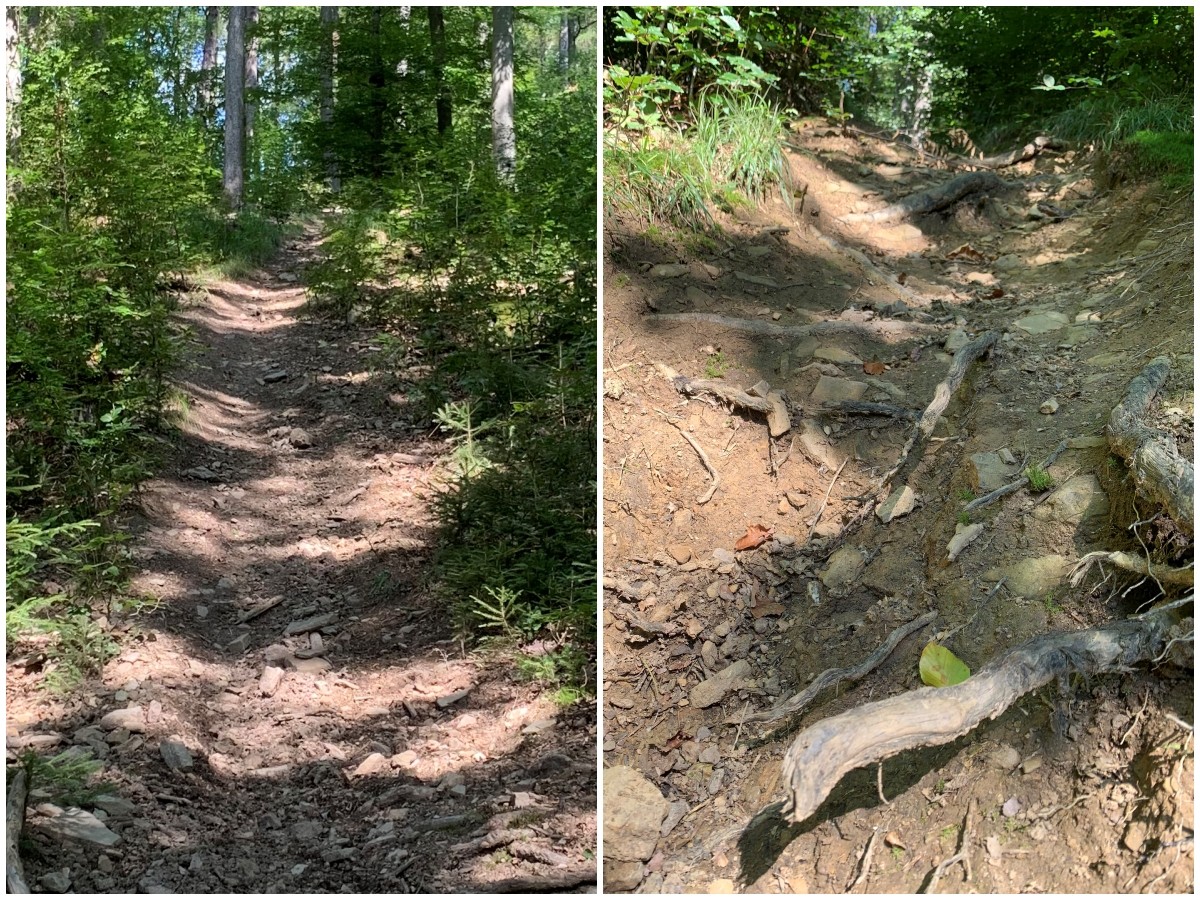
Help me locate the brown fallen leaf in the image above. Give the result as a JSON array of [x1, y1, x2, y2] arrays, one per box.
[[751, 599, 787, 619], [863, 359, 887, 375], [734, 524, 773, 551]]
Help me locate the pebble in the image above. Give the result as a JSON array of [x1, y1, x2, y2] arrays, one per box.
[[159, 739, 194, 772], [100, 706, 147, 733], [259, 667, 284, 697], [666, 544, 692, 565], [1040, 397, 1059, 414]]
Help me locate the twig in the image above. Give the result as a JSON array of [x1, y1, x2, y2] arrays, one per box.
[[924, 798, 975, 893], [962, 439, 1068, 513], [848, 826, 883, 892], [876, 763, 890, 806], [807, 457, 849, 541], [671, 422, 720, 505], [732, 611, 937, 725]]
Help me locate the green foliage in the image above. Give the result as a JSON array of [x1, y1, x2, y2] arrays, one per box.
[[691, 92, 791, 205], [919, 642, 971, 687], [1025, 465, 1055, 492], [1125, 129, 1194, 186], [18, 749, 109, 808], [515, 643, 592, 703], [704, 351, 730, 379]]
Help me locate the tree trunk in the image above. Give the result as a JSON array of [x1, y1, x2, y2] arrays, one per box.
[[369, 7, 385, 177], [319, 6, 340, 193], [244, 4, 259, 182], [200, 7, 219, 127], [491, 6, 516, 185], [558, 12, 569, 72], [223, 6, 246, 209], [428, 7, 451, 135], [6, 6, 20, 164]]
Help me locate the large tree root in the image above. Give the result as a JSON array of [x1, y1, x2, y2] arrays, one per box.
[[1071, 551, 1193, 588], [945, 135, 1066, 171], [811, 230, 930, 307], [781, 603, 1186, 823], [880, 330, 999, 490], [654, 362, 790, 437], [647, 312, 938, 343], [841, 172, 1006, 225], [1107, 357, 1194, 536], [6, 768, 30, 894]]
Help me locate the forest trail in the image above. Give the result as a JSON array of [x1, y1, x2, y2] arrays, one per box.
[[9, 229, 596, 894], [602, 127, 1192, 893]]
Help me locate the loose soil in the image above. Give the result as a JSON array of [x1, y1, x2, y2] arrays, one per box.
[[7, 227, 597, 894], [602, 125, 1193, 894]]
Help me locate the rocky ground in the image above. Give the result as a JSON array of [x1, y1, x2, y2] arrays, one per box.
[[6, 228, 597, 893], [601, 124, 1193, 893]]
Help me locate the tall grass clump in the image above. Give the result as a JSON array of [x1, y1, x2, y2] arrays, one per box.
[[691, 92, 791, 205]]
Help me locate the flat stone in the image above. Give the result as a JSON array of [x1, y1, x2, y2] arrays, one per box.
[[689, 660, 752, 709], [819, 546, 866, 594], [746, 245, 772, 258], [353, 752, 390, 777], [1085, 351, 1125, 367], [998, 447, 1017, 465], [159, 739, 194, 772], [39, 870, 72, 893], [665, 544, 692, 565], [786, 491, 808, 508], [604, 766, 669, 861], [604, 859, 644, 892], [661, 799, 689, 837], [968, 452, 1016, 493], [263, 369, 289, 384], [92, 795, 137, 818], [985, 555, 1071, 598], [944, 328, 970, 352], [810, 375, 868, 403], [283, 612, 337, 636], [391, 749, 418, 768], [99, 706, 147, 734], [813, 347, 863, 365], [876, 486, 917, 523], [436, 688, 471, 708], [263, 643, 291, 663], [184, 466, 221, 482], [287, 656, 332, 675], [226, 632, 251, 655], [1033, 474, 1109, 526], [685, 286, 713, 306], [994, 254, 1021, 271], [964, 271, 997, 285], [766, 391, 790, 437], [947, 523, 984, 561], [36, 808, 121, 848], [1013, 311, 1070, 335], [259, 666, 285, 696], [798, 421, 844, 470], [290, 820, 324, 842], [650, 263, 689, 278]]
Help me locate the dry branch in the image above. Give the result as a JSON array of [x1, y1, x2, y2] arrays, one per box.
[[781, 605, 1182, 823], [822, 400, 918, 421], [841, 172, 1006, 224], [733, 611, 937, 725], [881, 331, 999, 489], [671, 422, 720, 504], [1107, 357, 1194, 535], [6, 768, 30, 894]]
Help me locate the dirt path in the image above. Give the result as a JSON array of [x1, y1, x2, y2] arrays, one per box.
[[602, 130, 1192, 893], [9, 229, 596, 893]]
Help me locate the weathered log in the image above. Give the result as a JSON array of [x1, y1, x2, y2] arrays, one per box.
[[781, 604, 1181, 823], [881, 330, 999, 490], [1107, 357, 1193, 535], [6, 768, 30, 894], [842, 171, 1006, 224]]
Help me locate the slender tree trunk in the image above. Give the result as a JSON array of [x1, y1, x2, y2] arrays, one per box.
[[244, 5, 259, 180], [319, 5, 340, 193], [199, 6, 219, 127], [428, 7, 451, 135], [491, 6, 516, 185], [558, 12, 569, 72], [224, 6, 246, 209], [369, 7, 384, 177], [6, 6, 20, 164]]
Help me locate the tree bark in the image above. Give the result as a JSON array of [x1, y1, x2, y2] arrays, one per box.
[[199, 6, 219, 127], [491, 6, 516, 185], [223, 6, 246, 209], [558, 12, 569, 72], [428, 7, 451, 135], [6, 6, 20, 164], [244, 7, 259, 145], [319, 6, 339, 193]]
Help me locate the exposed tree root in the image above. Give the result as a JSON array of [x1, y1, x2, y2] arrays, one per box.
[[6, 768, 30, 894], [1107, 357, 1194, 536], [781, 602, 1186, 823], [670, 420, 720, 505], [1071, 551, 1193, 588], [841, 172, 1006, 224], [732, 611, 937, 726], [946, 135, 1065, 171], [654, 362, 790, 437], [811, 230, 930, 307], [881, 330, 999, 490], [647, 312, 938, 342]]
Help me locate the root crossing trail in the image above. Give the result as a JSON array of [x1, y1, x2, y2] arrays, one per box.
[[10, 231, 596, 894]]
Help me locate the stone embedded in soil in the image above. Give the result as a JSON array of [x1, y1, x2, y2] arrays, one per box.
[[226, 632, 251, 654], [998, 447, 1017, 465], [1068, 435, 1107, 449], [685, 286, 713, 306], [944, 328, 970, 353], [786, 491, 809, 509], [39, 870, 72, 893], [283, 612, 337, 635], [1013, 311, 1070, 335], [810, 375, 868, 403], [947, 522, 985, 562], [353, 753, 390, 777], [666, 544, 693, 565], [1040, 397, 1059, 415], [987, 744, 1021, 770], [436, 687, 471, 708], [159, 739, 194, 772], [1033, 474, 1109, 526], [799, 421, 844, 470], [184, 466, 221, 482], [813, 347, 863, 365], [287, 656, 332, 675], [92, 794, 137, 818], [968, 451, 1016, 493], [259, 666, 285, 696], [263, 369, 289, 383], [650, 263, 689, 278], [876, 485, 917, 523], [604, 766, 669, 862], [819, 546, 866, 595], [604, 860, 645, 892], [985, 555, 1071, 598], [689, 659, 752, 709], [35, 807, 121, 848], [660, 799, 689, 838], [99, 706, 147, 733]]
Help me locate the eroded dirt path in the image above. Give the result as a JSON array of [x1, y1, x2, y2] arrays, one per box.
[[9, 229, 596, 893], [602, 129, 1192, 893]]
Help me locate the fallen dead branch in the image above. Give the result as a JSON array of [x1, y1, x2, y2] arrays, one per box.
[[671, 422, 720, 504], [1071, 551, 1193, 588], [962, 439, 1068, 513], [733, 611, 937, 725], [807, 458, 849, 541], [655, 362, 790, 437], [881, 330, 999, 490], [648, 312, 939, 342], [781, 603, 1185, 824], [1107, 356, 1194, 536], [841, 171, 1006, 225], [6, 768, 30, 894]]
